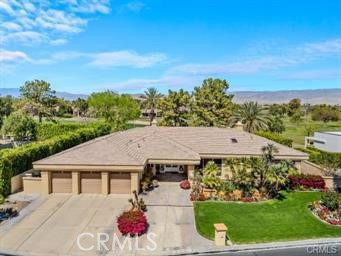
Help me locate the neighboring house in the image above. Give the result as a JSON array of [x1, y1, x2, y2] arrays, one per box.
[[23, 126, 308, 195], [305, 131, 341, 153]]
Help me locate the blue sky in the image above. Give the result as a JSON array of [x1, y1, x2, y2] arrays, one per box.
[[0, 0, 341, 94]]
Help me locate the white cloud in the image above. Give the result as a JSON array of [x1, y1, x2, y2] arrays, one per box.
[[123, 1, 145, 12], [280, 69, 341, 80], [0, 31, 46, 44], [0, 1, 15, 15], [168, 38, 341, 76], [0, 21, 22, 31], [0, 0, 111, 45], [89, 50, 168, 68], [0, 49, 30, 63]]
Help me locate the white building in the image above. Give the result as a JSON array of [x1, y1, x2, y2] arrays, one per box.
[[305, 132, 341, 153]]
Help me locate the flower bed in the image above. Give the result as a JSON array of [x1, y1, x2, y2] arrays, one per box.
[[289, 174, 326, 190], [309, 201, 341, 226], [180, 180, 191, 190], [117, 210, 148, 236]]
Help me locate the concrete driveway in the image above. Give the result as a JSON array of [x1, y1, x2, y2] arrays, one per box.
[[0, 182, 214, 256]]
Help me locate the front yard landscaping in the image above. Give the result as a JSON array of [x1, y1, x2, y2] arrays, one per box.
[[194, 191, 341, 244]]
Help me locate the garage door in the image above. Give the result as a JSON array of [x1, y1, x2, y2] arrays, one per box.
[[110, 173, 131, 194], [52, 172, 72, 193], [81, 172, 101, 193]]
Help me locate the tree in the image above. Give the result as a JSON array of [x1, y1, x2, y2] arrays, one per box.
[[311, 105, 340, 122], [143, 87, 162, 125], [230, 102, 270, 133], [290, 111, 303, 124], [268, 115, 285, 133], [265, 162, 292, 196], [202, 161, 222, 189], [269, 104, 286, 117], [88, 91, 140, 129], [72, 98, 88, 117], [287, 98, 301, 117], [20, 80, 57, 123], [190, 78, 233, 127], [2, 111, 37, 141], [0, 95, 14, 117], [158, 89, 191, 126]]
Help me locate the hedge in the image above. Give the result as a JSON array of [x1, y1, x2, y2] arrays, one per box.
[[288, 174, 326, 190], [298, 147, 341, 168], [0, 123, 111, 196], [36, 122, 87, 141], [255, 131, 293, 147]]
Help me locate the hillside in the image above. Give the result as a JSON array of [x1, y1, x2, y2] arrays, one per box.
[[232, 88, 341, 104], [1, 88, 340, 104]]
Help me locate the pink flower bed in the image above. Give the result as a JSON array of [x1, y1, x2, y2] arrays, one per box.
[[180, 180, 191, 190], [309, 201, 341, 226]]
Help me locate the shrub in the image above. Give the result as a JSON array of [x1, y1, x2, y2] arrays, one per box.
[[202, 161, 223, 189], [321, 192, 339, 211], [36, 122, 87, 140], [117, 210, 148, 236], [288, 174, 325, 190], [0, 123, 111, 196], [180, 180, 191, 190], [255, 131, 293, 147]]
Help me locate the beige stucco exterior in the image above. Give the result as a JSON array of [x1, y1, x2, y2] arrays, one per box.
[[23, 177, 42, 194]]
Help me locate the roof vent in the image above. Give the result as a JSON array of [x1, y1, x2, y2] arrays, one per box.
[[231, 138, 238, 143]]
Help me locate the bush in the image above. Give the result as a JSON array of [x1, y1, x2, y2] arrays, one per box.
[[0, 123, 111, 196], [288, 174, 326, 190], [321, 191, 339, 211], [2, 111, 37, 141], [117, 210, 148, 236], [36, 122, 87, 140], [180, 180, 191, 190], [255, 131, 293, 147]]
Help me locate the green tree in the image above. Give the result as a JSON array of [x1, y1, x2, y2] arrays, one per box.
[[2, 111, 37, 141], [269, 104, 286, 117], [230, 102, 270, 133], [159, 89, 191, 126], [72, 98, 88, 117], [265, 161, 293, 195], [143, 87, 162, 125], [202, 161, 222, 189], [268, 115, 285, 133], [311, 105, 340, 122], [88, 91, 140, 129], [190, 78, 233, 127], [290, 111, 303, 124], [287, 98, 301, 117], [19, 80, 57, 123], [0, 95, 14, 117]]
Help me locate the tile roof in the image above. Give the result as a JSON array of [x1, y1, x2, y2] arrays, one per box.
[[34, 126, 308, 166]]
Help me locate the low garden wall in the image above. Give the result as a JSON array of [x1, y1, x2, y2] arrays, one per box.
[[300, 160, 339, 189]]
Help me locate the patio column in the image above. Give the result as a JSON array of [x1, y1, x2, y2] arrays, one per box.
[[41, 171, 51, 195], [187, 165, 195, 181], [72, 171, 80, 194], [101, 172, 109, 195], [131, 172, 139, 194]]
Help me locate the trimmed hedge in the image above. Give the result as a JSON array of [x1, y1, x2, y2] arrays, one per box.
[[255, 131, 293, 147], [0, 123, 111, 196], [36, 122, 87, 141], [298, 147, 341, 168], [288, 174, 326, 190]]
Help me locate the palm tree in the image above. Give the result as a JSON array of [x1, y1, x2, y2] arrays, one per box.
[[230, 101, 270, 133], [143, 87, 162, 125]]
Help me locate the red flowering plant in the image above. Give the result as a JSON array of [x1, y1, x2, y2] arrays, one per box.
[[289, 174, 325, 190], [309, 191, 341, 226], [180, 180, 191, 190], [116, 190, 148, 236], [117, 210, 148, 236]]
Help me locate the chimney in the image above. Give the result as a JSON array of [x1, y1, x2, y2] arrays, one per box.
[[234, 121, 244, 131], [151, 119, 158, 127]]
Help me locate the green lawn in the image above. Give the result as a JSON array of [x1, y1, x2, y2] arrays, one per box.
[[282, 117, 341, 147], [194, 192, 341, 244]]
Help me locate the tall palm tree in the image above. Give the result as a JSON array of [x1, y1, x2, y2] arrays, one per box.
[[230, 101, 270, 133], [143, 87, 162, 125]]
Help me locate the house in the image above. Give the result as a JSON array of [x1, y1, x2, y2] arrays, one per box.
[[23, 126, 308, 195], [305, 131, 341, 153]]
